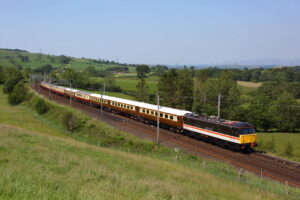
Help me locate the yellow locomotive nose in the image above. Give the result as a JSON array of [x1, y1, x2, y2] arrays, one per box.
[[240, 134, 257, 144]]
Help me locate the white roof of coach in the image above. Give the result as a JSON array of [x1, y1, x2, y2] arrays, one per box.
[[42, 82, 191, 117], [64, 87, 78, 92], [90, 93, 191, 116]]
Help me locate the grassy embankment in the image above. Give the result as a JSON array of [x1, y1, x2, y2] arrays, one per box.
[[1, 85, 300, 199]]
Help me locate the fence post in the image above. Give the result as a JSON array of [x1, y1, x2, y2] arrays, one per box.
[[285, 181, 288, 196]]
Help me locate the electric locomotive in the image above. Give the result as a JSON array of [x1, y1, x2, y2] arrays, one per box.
[[183, 113, 257, 151]]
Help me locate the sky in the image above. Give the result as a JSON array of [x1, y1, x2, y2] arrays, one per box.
[[1, 0, 300, 65]]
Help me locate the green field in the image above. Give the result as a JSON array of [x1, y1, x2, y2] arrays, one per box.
[[93, 76, 158, 94], [1, 86, 299, 199], [237, 81, 262, 88], [257, 132, 300, 162], [75, 87, 135, 100]]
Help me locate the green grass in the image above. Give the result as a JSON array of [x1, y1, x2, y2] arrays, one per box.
[[74, 87, 135, 100], [0, 85, 66, 137], [2, 126, 297, 200], [94, 76, 158, 94], [1, 85, 300, 199], [257, 132, 300, 162]]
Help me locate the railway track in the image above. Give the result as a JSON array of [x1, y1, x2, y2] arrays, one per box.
[[33, 84, 300, 188]]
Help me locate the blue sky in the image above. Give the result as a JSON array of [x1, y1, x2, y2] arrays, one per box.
[[1, 0, 299, 65]]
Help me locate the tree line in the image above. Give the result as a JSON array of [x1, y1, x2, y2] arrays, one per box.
[[153, 68, 300, 132], [196, 66, 300, 82]]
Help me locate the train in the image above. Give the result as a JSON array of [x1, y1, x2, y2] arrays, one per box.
[[40, 81, 257, 152]]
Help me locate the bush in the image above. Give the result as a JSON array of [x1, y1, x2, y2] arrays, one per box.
[[8, 82, 27, 106], [3, 77, 20, 94], [35, 99, 49, 115], [62, 112, 80, 132], [284, 142, 294, 157]]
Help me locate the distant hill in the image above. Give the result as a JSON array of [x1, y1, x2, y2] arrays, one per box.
[[0, 48, 136, 71], [168, 58, 300, 69], [222, 58, 300, 67]]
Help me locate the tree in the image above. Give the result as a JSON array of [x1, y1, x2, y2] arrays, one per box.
[[193, 71, 208, 114], [104, 72, 117, 91], [0, 66, 4, 84], [271, 92, 299, 132], [61, 69, 80, 84], [35, 99, 49, 115], [59, 55, 71, 64], [247, 91, 274, 132], [153, 65, 168, 77], [157, 69, 178, 108], [136, 64, 150, 78], [22, 68, 32, 79], [8, 81, 27, 106], [3, 77, 21, 94], [176, 68, 194, 110], [84, 66, 97, 76], [194, 70, 241, 119], [17, 55, 29, 62], [135, 78, 149, 102], [34, 64, 53, 74], [218, 70, 240, 119], [3, 66, 23, 82]]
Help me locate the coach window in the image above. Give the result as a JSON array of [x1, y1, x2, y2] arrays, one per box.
[[170, 116, 174, 120], [173, 116, 178, 121], [165, 114, 169, 119], [160, 113, 163, 117], [151, 111, 154, 115], [146, 110, 149, 114]]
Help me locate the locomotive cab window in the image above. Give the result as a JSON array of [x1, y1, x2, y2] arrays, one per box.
[[239, 128, 255, 135]]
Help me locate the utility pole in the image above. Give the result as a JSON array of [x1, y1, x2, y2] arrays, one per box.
[[49, 77, 51, 98], [100, 83, 105, 120], [156, 92, 160, 144], [69, 82, 72, 108], [38, 75, 40, 93], [217, 93, 221, 119], [31, 74, 34, 88]]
